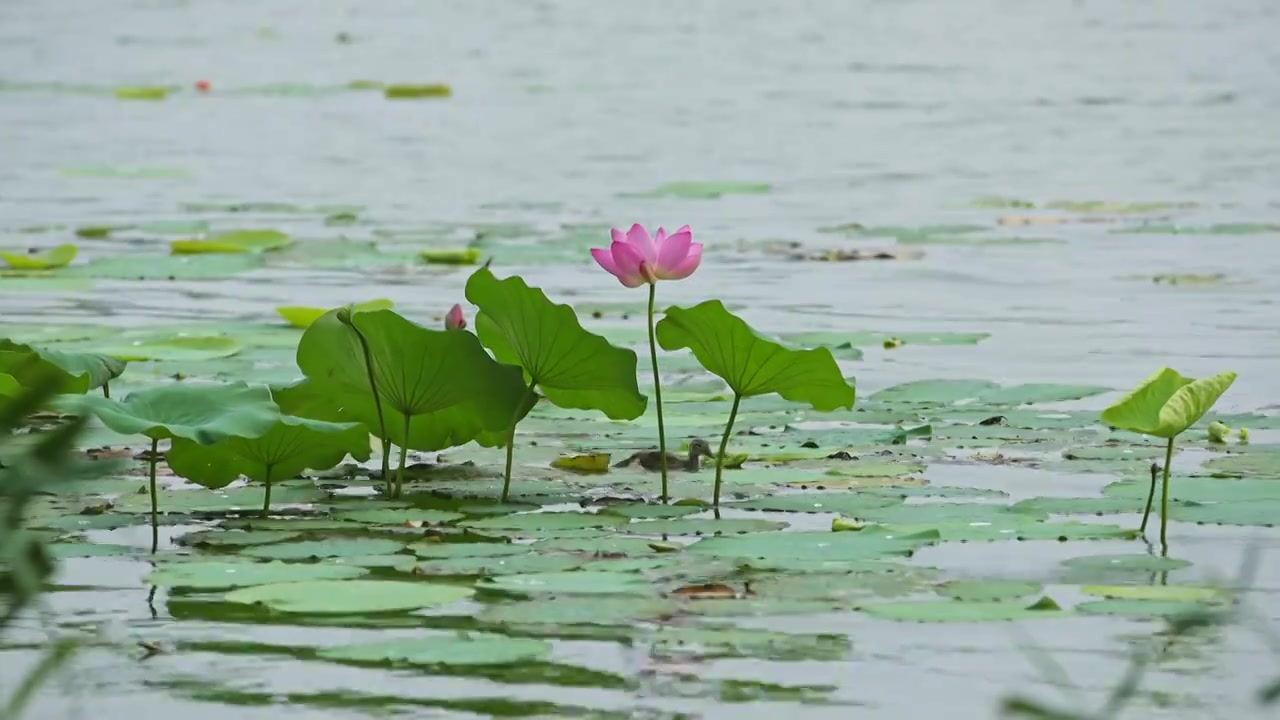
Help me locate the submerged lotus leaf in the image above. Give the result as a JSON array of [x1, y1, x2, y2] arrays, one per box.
[[318, 632, 551, 667], [0, 340, 125, 393], [870, 379, 999, 405], [242, 538, 407, 560], [1100, 367, 1237, 438], [1080, 585, 1225, 602], [864, 485, 1007, 499], [409, 542, 527, 559], [478, 571, 655, 597], [861, 596, 1065, 622], [70, 382, 280, 443], [0, 243, 78, 269], [727, 492, 902, 514], [466, 267, 646, 421], [170, 230, 292, 254], [179, 530, 300, 547], [333, 508, 464, 526], [936, 580, 1043, 602], [460, 512, 628, 532], [296, 307, 528, 450], [656, 300, 856, 411], [147, 560, 368, 589], [1011, 496, 1148, 516], [224, 579, 474, 613], [750, 566, 935, 602], [276, 299, 393, 329], [688, 530, 933, 561], [100, 335, 243, 362], [478, 596, 678, 626], [621, 518, 786, 536], [646, 626, 850, 662], [1076, 599, 1217, 618]]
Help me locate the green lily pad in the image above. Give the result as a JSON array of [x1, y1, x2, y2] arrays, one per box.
[[46, 542, 136, 559], [147, 560, 368, 589], [1201, 452, 1280, 478], [936, 580, 1043, 602], [460, 512, 628, 532], [873, 519, 1137, 543], [861, 596, 1064, 622], [0, 340, 125, 393], [418, 248, 480, 265], [978, 383, 1112, 406], [870, 379, 1000, 405], [1011, 496, 1148, 516], [170, 230, 292, 254], [726, 492, 902, 514], [531, 536, 660, 557], [408, 553, 583, 576], [646, 626, 850, 662], [1060, 554, 1191, 573], [478, 571, 655, 597], [326, 555, 417, 570], [179, 530, 301, 547], [242, 538, 407, 560], [276, 299, 394, 329], [622, 518, 786, 536], [478, 596, 678, 626], [225, 579, 474, 613], [1104, 477, 1280, 503], [0, 244, 78, 269], [1171, 501, 1280, 526], [844, 502, 1024, 525], [384, 84, 452, 99], [63, 253, 264, 280], [112, 485, 325, 514], [100, 335, 243, 361], [637, 181, 771, 199], [688, 530, 933, 561], [1081, 585, 1224, 602], [1076, 599, 1215, 618], [318, 632, 551, 666], [598, 504, 702, 520], [409, 542, 527, 559], [333, 508, 464, 526], [1101, 367, 1237, 438]]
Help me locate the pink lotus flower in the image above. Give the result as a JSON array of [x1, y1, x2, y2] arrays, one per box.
[[591, 224, 702, 288], [444, 304, 466, 331]]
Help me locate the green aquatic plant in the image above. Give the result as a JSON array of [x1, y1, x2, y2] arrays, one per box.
[[0, 340, 125, 397], [295, 304, 526, 498], [0, 244, 78, 270], [70, 382, 281, 552], [466, 266, 647, 502], [655, 300, 856, 507], [1100, 367, 1237, 554], [165, 382, 372, 515]]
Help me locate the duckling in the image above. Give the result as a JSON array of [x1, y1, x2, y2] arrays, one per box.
[[613, 438, 714, 472]]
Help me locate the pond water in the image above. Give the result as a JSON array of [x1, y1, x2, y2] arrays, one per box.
[[3, 0, 1280, 718]]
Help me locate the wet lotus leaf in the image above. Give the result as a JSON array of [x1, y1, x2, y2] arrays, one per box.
[[0, 243, 78, 269], [1080, 585, 1224, 602], [326, 555, 417, 570], [936, 580, 1043, 602], [0, 372, 20, 395], [242, 538, 407, 560], [225, 579, 474, 613], [46, 542, 137, 559], [861, 596, 1065, 622], [319, 632, 550, 668], [873, 519, 1136, 542], [179, 530, 301, 547], [531, 536, 660, 557], [478, 571, 656, 597], [550, 453, 611, 473], [171, 230, 293, 255], [1075, 599, 1215, 618], [636, 181, 771, 199], [646, 625, 850, 662], [62, 253, 264, 279], [1101, 367, 1237, 439], [276, 299, 394, 329], [147, 560, 368, 589], [69, 382, 280, 447], [99, 335, 243, 361], [1011, 496, 1148, 516], [409, 542, 526, 559], [1201, 452, 1280, 478], [845, 502, 1028, 525], [407, 552, 584, 576], [582, 556, 687, 573], [598, 504, 702, 520], [621, 518, 787, 536], [1060, 554, 1191, 574], [478, 596, 678, 626], [726, 492, 902, 514], [75, 225, 122, 238], [333, 508, 464, 526], [460, 512, 628, 532], [783, 475, 930, 491], [114, 86, 169, 100], [688, 530, 934, 561], [870, 379, 1001, 405], [1170, 500, 1280, 526], [1104, 476, 1280, 503]]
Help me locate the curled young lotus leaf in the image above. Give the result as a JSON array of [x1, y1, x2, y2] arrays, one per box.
[[1100, 367, 1237, 438]]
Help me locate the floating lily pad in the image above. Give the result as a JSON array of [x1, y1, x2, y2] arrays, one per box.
[[179, 530, 301, 547], [1105, 477, 1280, 503], [333, 509, 464, 526], [532, 536, 660, 557], [318, 632, 550, 667], [688, 530, 933, 561], [622, 518, 786, 536], [459, 512, 629, 532], [408, 553, 583, 576], [1076, 599, 1214, 618], [418, 248, 480, 265], [478, 596, 678, 626], [1201, 452, 1280, 478], [637, 181, 771, 199], [598, 504, 701, 520], [1112, 223, 1280, 235], [1012, 496, 1147, 516], [861, 596, 1064, 622], [0, 244, 78, 269], [870, 379, 1000, 405], [225, 580, 474, 613], [171, 230, 292, 255], [114, 485, 326, 515], [63, 253, 264, 279], [384, 84, 452, 99], [1060, 554, 1191, 573], [1171, 501, 1280, 527], [845, 502, 1025, 525], [242, 538, 407, 560], [409, 542, 526, 559], [873, 519, 1136, 543], [1080, 585, 1224, 602], [148, 560, 368, 589], [727, 492, 901, 514], [936, 580, 1043, 602], [99, 335, 243, 361], [646, 625, 850, 662], [46, 542, 136, 559], [478, 571, 655, 597], [276, 299, 393, 329]]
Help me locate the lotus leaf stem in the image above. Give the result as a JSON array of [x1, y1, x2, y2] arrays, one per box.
[[1159, 436, 1174, 556], [501, 383, 537, 503], [342, 310, 391, 494], [395, 413, 411, 498], [101, 382, 110, 399], [712, 394, 742, 509], [262, 464, 273, 517], [646, 282, 670, 503], [148, 437, 159, 554], [1140, 463, 1158, 534]]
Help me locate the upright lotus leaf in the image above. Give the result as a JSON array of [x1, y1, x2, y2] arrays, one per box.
[[465, 267, 646, 501], [296, 307, 527, 497], [0, 340, 125, 396], [166, 384, 372, 515], [1099, 367, 1237, 555], [655, 300, 856, 506], [276, 298, 393, 329], [70, 382, 281, 552], [0, 372, 19, 397]]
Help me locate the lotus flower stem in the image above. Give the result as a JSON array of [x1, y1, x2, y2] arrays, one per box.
[[101, 382, 110, 399], [712, 394, 742, 509], [148, 438, 159, 554], [262, 465, 273, 517], [647, 282, 670, 503], [395, 413, 411, 499], [1159, 437, 1174, 556]]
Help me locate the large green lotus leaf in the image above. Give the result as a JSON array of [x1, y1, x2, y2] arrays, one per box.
[[861, 596, 1065, 622], [0, 344, 94, 395], [0, 340, 124, 393], [1100, 368, 1237, 438], [242, 538, 407, 560], [844, 502, 1029, 525], [687, 530, 934, 561], [872, 519, 1137, 542], [465, 267, 646, 420], [69, 382, 280, 443], [1, 244, 78, 269], [478, 571, 655, 597], [726, 492, 903, 514], [224, 580, 474, 613], [317, 632, 551, 667], [1201, 451, 1280, 478], [147, 560, 368, 589], [166, 389, 371, 489], [599, 504, 702, 520], [532, 536, 660, 557], [296, 308, 527, 450], [749, 566, 936, 602], [333, 508, 464, 526], [621, 518, 786, 536], [655, 300, 855, 411], [478, 596, 678, 626], [1059, 554, 1191, 574], [170, 230, 292, 255]]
